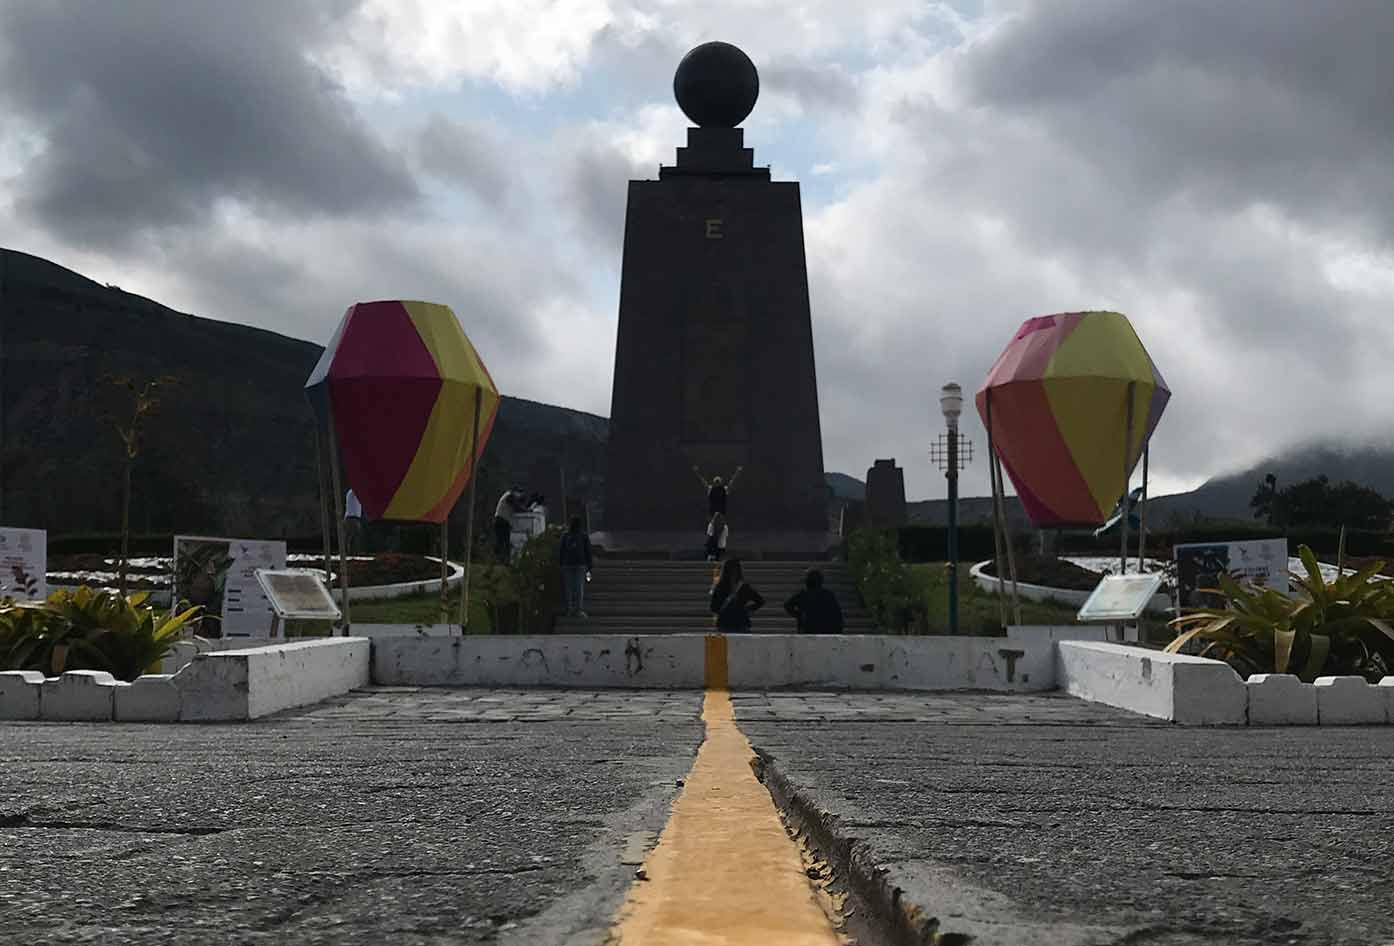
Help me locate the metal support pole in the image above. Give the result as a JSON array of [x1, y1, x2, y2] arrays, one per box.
[[313, 425, 333, 608], [1137, 445, 1149, 574], [438, 518, 449, 621], [946, 420, 960, 635], [985, 395, 1008, 630], [995, 449, 1023, 627], [1120, 382, 1136, 576], [459, 388, 482, 631], [325, 401, 351, 632]]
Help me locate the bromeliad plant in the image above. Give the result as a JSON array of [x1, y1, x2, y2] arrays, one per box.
[[0, 586, 201, 681], [1166, 545, 1394, 681]]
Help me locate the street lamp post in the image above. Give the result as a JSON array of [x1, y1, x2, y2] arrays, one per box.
[[933, 382, 971, 635]]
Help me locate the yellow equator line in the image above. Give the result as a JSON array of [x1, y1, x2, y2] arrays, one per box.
[[609, 669, 842, 944]]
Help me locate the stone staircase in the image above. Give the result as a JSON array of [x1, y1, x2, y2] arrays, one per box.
[[554, 560, 876, 634]]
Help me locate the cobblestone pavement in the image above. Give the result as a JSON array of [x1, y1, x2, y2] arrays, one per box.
[[0, 689, 702, 946], [736, 691, 1394, 946]]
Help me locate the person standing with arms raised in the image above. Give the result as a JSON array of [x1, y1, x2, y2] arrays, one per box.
[[693, 465, 743, 518]]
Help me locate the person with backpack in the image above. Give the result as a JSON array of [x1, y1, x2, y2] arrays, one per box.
[[709, 558, 764, 632], [559, 516, 593, 618], [784, 568, 844, 634]]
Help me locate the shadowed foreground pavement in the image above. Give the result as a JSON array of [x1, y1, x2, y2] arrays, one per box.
[[0, 690, 703, 946], [736, 691, 1394, 946]]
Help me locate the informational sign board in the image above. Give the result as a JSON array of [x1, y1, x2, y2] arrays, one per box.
[[255, 569, 341, 622], [173, 536, 287, 638], [1174, 539, 1288, 609], [1077, 572, 1165, 623], [0, 527, 46, 601]]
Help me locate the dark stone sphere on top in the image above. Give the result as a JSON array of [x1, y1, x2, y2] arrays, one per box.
[[673, 42, 759, 127]]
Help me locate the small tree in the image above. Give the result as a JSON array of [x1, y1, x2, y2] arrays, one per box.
[[103, 374, 177, 595], [1249, 472, 1278, 526]]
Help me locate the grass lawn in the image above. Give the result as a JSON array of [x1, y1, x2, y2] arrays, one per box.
[[288, 564, 509, 634], [911, 562, 1083, 635]]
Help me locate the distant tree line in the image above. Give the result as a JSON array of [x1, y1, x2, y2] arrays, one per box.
[[1250, 474, 1392, 531]]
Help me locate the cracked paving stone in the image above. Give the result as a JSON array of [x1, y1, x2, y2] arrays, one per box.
[[739, 690, 1394, 946], [0, 688, 703, 945]]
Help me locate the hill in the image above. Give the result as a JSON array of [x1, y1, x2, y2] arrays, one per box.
[[0, 248, 607, 538]]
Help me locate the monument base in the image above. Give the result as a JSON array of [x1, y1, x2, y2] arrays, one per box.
[[592, 530, 840, 561]]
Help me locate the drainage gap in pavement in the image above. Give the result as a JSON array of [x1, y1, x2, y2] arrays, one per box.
[[752, 750, 973, 946]]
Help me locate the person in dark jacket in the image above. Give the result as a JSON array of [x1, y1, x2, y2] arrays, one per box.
[[709, 558, 764, 632], [559, 517, 593, 618], [784, 568, 844, 634]]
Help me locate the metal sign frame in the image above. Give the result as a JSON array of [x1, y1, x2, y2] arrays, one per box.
[[1076, 572, 1164, 623], [254, 568, 342, 622]]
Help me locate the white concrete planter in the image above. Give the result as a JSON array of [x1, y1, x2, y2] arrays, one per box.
[[51, 556, 465, 609], [969, 560, 1170, 612], [0, 638, 370, 723], [345, 557, 464, 603]]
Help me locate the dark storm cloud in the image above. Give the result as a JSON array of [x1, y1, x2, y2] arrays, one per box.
[[0, 0, 417, 248], [564, 142, 645, 248], [960, 1, 1394, 239], [416, 114, 511, 206], [761, 59, 859, 112], [809, 0, 1394, 496]]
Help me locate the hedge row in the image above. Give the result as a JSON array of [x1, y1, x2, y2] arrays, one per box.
[[893, 524, 1394, 563]]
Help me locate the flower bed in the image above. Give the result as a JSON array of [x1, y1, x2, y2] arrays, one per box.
[[46, 552, 443, 592]]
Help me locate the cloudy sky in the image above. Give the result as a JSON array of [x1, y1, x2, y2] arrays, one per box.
[[3, 0, 1392, 501]]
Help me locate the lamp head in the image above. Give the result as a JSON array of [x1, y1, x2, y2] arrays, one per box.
[[939, 382, 964, 421]]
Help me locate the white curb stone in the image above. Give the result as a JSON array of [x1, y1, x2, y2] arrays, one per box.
[[1246, 674, 1318, 725], [1313, 676, 1386, 725], [1380, 677, 1394, 723], [1055, 640, 1246, 724], [114, 674, 181, 722], [0, 670, 45, 720], [176, 638, 370, 721], [41, 670, 120, 721]]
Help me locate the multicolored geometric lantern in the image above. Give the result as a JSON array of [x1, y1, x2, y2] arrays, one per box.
[[305, 300, 499, 523], [975, 311, 1169, 527]]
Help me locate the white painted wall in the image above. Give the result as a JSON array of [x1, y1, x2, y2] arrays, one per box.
[[372, 635, 707, 688], [725, 635, 1055, 691]]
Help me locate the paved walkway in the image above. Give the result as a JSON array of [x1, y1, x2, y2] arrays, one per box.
[[736, 692, 1394, 946], [0, 690, 703, 945], [5, 688, 1394, 945]]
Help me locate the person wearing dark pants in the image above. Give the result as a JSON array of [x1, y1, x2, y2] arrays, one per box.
[[784, 568, 844, 634], [559, 516, 593, 618]]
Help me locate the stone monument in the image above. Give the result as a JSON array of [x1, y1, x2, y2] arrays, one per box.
[[865, 459, 907, 528], [603, 42, 828, 548]]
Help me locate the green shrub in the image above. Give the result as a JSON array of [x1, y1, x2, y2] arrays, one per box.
[[0, 587, 201, 681], [511, 527, 563, 635], [849, 529, 928, 633], [1166, 545, 1394, 681]]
